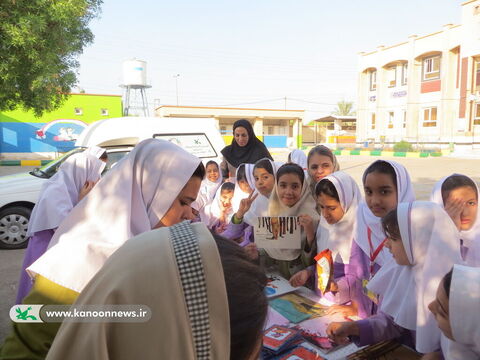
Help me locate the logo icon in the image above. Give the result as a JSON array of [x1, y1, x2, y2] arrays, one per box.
[[15, 306, 37, 321], [10, 305, 43, 323]]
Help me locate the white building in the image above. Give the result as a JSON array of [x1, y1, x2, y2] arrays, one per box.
[[356, 0, 480, 151]]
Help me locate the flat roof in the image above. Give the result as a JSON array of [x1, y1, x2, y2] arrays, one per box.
[[156, 105, 304, 112]]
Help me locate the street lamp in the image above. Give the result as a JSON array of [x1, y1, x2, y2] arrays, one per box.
[[173, 74, 180, 106]]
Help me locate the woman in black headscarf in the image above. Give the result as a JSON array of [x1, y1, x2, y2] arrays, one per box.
[[220, 119, 273, 180]]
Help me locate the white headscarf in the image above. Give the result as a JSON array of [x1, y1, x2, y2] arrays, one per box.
[[85, 145, 106, 159], [289, 149, 307, 171], [46, 222, 230, 360], [192, 160, 222, 222], [243, 159, 283, 227], [28, 139, 201, 293], [231, 163, 255, 212], [430, 174, 480, 266], [368, 201, 462, 354], [355, 160, 415, 266], [315, 171, 361, 265], [27, 153, 105, 236], [266, 165, 320, 261], [441, 264, 480, 360], [207, 183, 235, 228]]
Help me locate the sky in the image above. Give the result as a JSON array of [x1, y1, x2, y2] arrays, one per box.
[[76, 0, 463, 116]]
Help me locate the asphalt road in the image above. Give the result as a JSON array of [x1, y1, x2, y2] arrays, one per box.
[[0, 156, 479, 342]]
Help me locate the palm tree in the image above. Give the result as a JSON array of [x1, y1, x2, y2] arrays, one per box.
[[332, 100, 355, 116]]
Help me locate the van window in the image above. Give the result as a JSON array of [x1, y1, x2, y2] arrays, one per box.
[[153, 133, 217, 158]]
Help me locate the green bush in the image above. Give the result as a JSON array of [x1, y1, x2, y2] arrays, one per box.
[[393, 140, 413, 153]]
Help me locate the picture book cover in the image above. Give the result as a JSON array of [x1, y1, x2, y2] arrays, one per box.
[[269, 293, 329, 324], [263, 325, 301, 353], [277, 343, 325, 360], [314, 249, 333, 295], [254, 216, 300, 249], [265, 273, 297, 298]]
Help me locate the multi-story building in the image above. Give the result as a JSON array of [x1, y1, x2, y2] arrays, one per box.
[[356, 0, 480, 151]]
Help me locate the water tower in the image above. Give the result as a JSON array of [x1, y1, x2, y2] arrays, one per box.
[[120, 59, 152, 116]]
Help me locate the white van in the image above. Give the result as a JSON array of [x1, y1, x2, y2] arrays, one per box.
[[0, 117, 224, 249]]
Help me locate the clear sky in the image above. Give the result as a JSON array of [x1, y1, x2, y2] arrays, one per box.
[[77, 0, 463, 116]]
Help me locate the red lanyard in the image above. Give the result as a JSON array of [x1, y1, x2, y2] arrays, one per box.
[[367, 227, 387, 275]]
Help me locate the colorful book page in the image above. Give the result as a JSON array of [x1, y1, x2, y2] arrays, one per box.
[[265, 273, 297, 298], [293, 313, 349, 352], [269, 293, 328, 324], [254, 216, 301, 249]]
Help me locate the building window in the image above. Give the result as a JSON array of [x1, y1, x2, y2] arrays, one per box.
[[388, 111, 395, 129], [475, 60, 480, 91], [474, 103, 480, 125], [101, 108, 109, 116], [401, 63, 408, 86], [423, 56, 441, 81], [422, 107, 437, 127], [74, 107, 83, 115], [369, 70, 377, 91], [402, 110, 407, 129], [387, 66, 396, 87], [371, 113, 376, 130]]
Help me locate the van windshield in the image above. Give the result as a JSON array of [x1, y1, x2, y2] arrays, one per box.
[[153, 133, 217, 158]]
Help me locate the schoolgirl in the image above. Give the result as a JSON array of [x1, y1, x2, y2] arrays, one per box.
[[430, 174, 479, 265], [288, 149, 308, 172], [430, 265, 480, 360], [0, 139, 205, 359], [192, 160, 223, 223], [15, 152, 105, 304], [263, 163, 320, 279], [290, 171, 361, 308], [306, 145, 340, 196], [327, 201, 462, 354], [345, 160, 415, 318], [220, 158, 278, 248], [207, 182, 235, 233]]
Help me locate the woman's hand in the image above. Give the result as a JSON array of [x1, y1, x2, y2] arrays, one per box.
[[298, 214, 315, 245], [444, 197, 464, 230], [78, 180, 96, 202], [326, 321, 359, 344], [289, 269, 311, 287], [244, 243, 259, 260], [236, 191, 258, 219]]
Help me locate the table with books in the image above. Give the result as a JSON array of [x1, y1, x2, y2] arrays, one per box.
[[262, 273, 421, 360]]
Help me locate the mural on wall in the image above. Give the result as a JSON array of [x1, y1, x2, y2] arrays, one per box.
[[1, 119, 89, 153], [35, 119, 88, 142]]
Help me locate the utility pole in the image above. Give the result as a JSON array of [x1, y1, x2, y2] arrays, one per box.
[[173, 74, 180, 106], [284, 96, 287, 110]]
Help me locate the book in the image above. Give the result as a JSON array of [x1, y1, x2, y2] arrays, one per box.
[[263, 325, 304, 359], [254, 216, 301, 249], [265, 273, 297, 298], [269, 293, 329, 324]]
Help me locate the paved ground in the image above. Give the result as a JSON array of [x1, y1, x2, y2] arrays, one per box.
[[0, 156, 479, 342]]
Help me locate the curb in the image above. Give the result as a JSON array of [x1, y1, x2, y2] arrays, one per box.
[[333, 150, 444, 157], [0, 160, 52, 166]]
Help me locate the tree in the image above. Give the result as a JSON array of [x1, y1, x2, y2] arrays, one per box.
[[332, 100, 356, 116], [0, 0, 102, 116]]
